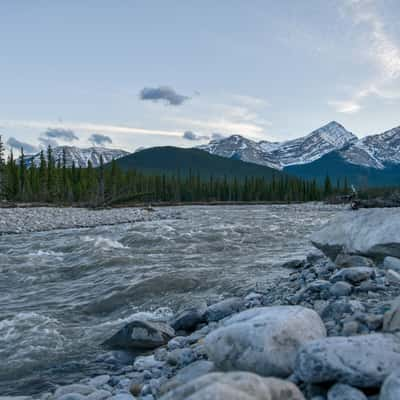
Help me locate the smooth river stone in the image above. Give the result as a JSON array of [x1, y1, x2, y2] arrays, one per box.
[[205, 306, 326, 377]]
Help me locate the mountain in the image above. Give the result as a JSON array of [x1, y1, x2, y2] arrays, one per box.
[[284, 151, 400, 187], [28, 146, 129, 168], [113, 146, 285, 180], [199, 121, 357, 170], [340, 126, 400, 169]]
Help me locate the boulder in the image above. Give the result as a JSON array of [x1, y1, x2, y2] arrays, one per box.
[[327, 383, 367, 400], [205, 297, 244, 322], [335, 254, 374, 269], [170, 301, 207, 331], [380, 372, 400, 400], [383, 257, 400, 272], [295, 333, 400, 387], [311, 209, 400, 260], [159, 360, 215, 395], [329, 281, 353, 297], [383, 296, 400, 333], [205, 306, 326, 377], [320, 299, 365, 321], [159, 371, 305, 400], [330, 267, 375, 284], [386, 269, 400, 284], [102, 320, 174, 350]]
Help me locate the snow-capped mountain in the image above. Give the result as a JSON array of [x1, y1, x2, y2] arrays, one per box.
[[199, 121, 357, 170], [28, 146, 130, 168], [340, 126, 400, 169]]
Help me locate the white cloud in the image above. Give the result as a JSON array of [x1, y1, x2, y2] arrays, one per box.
[[0, 119, 182, 138], [330, 0, 400, 113]]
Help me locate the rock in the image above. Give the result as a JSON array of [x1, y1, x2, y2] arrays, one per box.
[[166, 348, 196, 367], [386, 269, 400, 284], [102, 320, 175, 350], [341, 320, 360, 336], [55, 385, 94, 398], [205, 297, 244, 322], [320, 299, 365, 321], [160, 360, 215, 395], [380, 372, 400, 400], [329, 281, 353, 297], [205, 306, 326, 377], [278, 259, 306, 269], [384, 257, 400, 272], [88, 375, 110, 388], [170, 301, 207, 331], [327, 383, 367, 400], [167, 336, 187, 351], [57, 395, 86, 400], [159, 371, 305, 400], [335, 254, 374, 268], [311, 209, 400, 260], [295, 333, 400, 387], [383, 296, 400, 333], [330, 267, 375, 284], [110, 394, 136, 400], [86, 390, 112, 400], [133, 355, 165, 371]]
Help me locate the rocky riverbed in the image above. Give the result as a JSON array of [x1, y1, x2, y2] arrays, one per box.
[[0, 207, 167, 234], [4, 207, 400, 400]]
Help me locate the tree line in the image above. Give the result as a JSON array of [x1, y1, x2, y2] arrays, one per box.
[[0, 136, 347, 205]]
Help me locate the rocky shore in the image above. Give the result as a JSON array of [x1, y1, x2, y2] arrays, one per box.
[[0, 207, 170, 234], [4, 208, 400, 400]]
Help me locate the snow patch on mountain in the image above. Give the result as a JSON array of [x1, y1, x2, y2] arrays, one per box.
[[28, 146, 130, 168]]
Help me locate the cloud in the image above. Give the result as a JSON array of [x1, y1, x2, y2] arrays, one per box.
[[139, 86, 190, 106], [89, 133, 113, 146], [0, 119, 182, 138], [182, 131, 209, 141], [6, 137, 38, 153], [330, 1, 400, 113], [211, 132, 225, 141], [43, 128, 79, 142], [39, 137, 59, 148]]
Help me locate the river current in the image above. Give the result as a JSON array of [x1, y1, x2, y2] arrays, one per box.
[[0, 204, 339, 395]]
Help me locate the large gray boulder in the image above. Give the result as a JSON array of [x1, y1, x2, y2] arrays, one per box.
[[205, 297, 244, 322], [102, 320, 174, 350], [205, 306, 326, 378], [170, 301, 207, 332], [335, 254, 374, 268], [159, 371, 305, 400], [311, 209, 400, 260], [295, 333, 400, 387], [380, 372, 400, 400], [330, 267, 375, 284]]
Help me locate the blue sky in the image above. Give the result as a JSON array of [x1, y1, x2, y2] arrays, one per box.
[[1, 0, 400, 153]]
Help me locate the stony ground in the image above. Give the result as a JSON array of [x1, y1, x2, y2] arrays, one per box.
[[0, 207, 167, 234]]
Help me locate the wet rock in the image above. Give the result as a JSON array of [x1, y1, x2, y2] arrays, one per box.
[[380, 372, 400, 400], [54, 384, 94, 398], [205, 306, 326, 377], [295, 333, 400, 387], [383, 296, 400, 333], [383, 257, 400, 272], [329, 281, 352, 297], [311, 209, 400, 260], [278, 259, 306, 269], [205, 297, 244, 322], [335, 254, 374, 269], [327, 383, 367, 400], [330, 267, 375, 284], [102, 320, 175, 350], [160, 360, 215, 395], [159, 371, 305, 400], [170, 301, 207, 332]]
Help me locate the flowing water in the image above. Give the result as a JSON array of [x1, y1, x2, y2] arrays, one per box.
[[0, 204, 340, 395]]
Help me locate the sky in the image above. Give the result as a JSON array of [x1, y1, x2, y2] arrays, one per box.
[[1, 0, 400, 154]]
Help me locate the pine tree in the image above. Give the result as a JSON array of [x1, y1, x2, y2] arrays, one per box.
[[0, 135, 5, 199]]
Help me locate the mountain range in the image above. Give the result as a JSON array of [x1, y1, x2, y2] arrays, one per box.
[[199, 121, 400, 186]]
